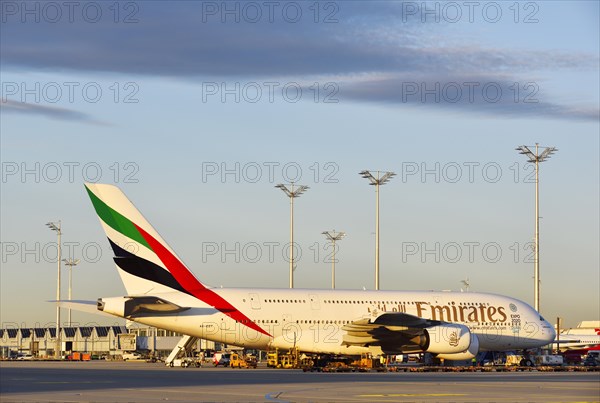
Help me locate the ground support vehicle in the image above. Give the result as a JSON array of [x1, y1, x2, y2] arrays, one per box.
[[267, 347, 301, 369], [230, 353, 257, 368], [350, 353, 387, 372]]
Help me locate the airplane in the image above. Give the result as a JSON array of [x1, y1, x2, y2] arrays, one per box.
[[552, 334, 600, 353], [70, 183, 555, 361]]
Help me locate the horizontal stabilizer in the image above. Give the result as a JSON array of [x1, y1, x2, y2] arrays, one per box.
[[49, 300, 116, 318], [97, 296, 201, 318]]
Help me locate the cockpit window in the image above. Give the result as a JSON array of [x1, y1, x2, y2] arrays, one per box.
[[540, 315, 546, 321]]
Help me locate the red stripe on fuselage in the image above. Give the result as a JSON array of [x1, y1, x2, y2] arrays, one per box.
[[133, 223, 271, 337]]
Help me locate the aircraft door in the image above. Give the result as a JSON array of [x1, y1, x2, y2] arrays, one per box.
[[309, 294, 320, 310], [249, 293, 261, 310]]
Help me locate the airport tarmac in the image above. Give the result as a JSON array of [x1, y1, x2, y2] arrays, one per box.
[[1, 361, 599, 403]]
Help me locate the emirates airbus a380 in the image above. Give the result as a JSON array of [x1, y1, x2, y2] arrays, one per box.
[[72, 183, 555, 360]]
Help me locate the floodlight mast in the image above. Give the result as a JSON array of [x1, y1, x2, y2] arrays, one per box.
[[515, 143, 557, 313], [360, 170, 396, 291], [62, 258, 80, 326], [322, 230, 346, 289], [46, 221, 62, 359], [276, 183, 309, 288]]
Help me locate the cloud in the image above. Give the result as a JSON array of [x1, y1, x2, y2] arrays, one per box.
[[338, 74, 600, 121], [1, 1, 597, 121], [2, 2, 596, 78], [0, 100, 109, 125]]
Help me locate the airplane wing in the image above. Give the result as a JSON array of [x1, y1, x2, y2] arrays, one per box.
[[372, 312, 443, 328], [342, 312, 470, 355]]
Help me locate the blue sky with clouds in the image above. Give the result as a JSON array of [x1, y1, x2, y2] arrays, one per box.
[[1, 1, 598, 328]]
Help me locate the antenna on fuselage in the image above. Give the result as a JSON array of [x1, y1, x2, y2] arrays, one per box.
[[460, 278, 470, 292]]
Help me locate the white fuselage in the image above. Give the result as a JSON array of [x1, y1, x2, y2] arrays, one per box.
[[102, 288, 555, 356], [553, 334, 600, 351]]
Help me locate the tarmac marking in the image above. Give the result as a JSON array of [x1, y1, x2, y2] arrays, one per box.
[[265, 391, 289, 402], [37, 380, 115, 384], [543, 386, 600, 390], [121, 387, 276, 399], [415, 382, 599, 390], [360, 393, 467, 397]]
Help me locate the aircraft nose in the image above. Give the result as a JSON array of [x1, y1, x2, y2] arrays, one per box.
[[544, 320, 556, 343]]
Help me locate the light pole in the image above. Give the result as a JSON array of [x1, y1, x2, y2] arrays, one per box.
[[322, 230, 345, 289], [555, 317, 561, 354], [276, 183, 309, 288], [360, 170, 395, 291], [516, 144, 557, 313], [62, 258, 80, 327], [46, 221, 62, 359]]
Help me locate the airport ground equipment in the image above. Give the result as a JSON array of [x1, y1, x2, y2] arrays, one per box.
[[562, 352, 583, 365], [267, 347, 303, 369], [169, 357, 193, 367], [229, 352, 257, 368], [68, 352, 92, 361], [301, 355, 356, 372], [279, 354, 294, 369], [351, 352, 386, 372], [165, 335, 199, 367], [536, 354, 564, 366], [266, 348, 279, 367]]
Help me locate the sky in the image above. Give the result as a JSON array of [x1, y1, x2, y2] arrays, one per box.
[[0, 1, 598, 330]]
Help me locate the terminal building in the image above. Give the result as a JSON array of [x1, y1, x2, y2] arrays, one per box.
[[0, 325, 127, 359], [0, 322, 217, 359]]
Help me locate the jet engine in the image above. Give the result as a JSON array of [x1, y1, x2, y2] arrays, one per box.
[[436, 333, 480, 360], [418, 323, 472, 354]]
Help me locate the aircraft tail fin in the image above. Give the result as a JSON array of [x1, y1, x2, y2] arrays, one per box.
[[84, 183, 207, 296]]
